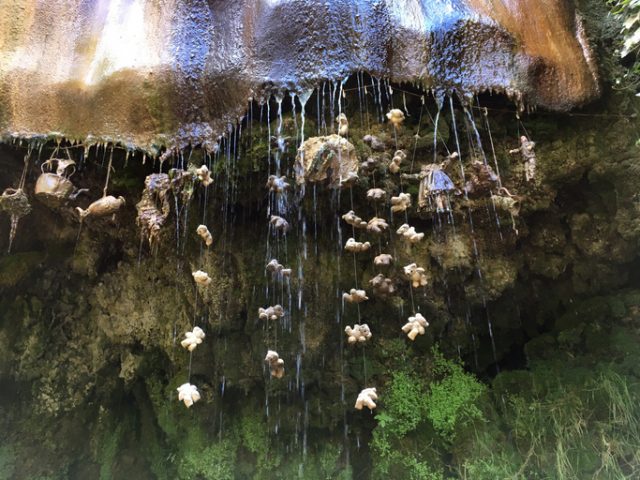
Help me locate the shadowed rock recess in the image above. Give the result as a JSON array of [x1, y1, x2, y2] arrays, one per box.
[[2, 1, 640, 480]]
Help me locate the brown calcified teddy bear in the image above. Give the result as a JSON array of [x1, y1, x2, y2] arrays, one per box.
[[265, 350, 285, 379], [196, 225, 213, 246], [344, 324, 372, 344], [396, 223, 424, 243], [509, 135, 537, 182], [366, 188, 386, 202], [259, 305, 285, 321], [465, 159, 500, 197], [367, 217, 389, 234], [266, 259, 292, 277], [342, 210, 367, 229], [337, 113, 349, 136], [196, 164, 213, 187], [266, 175, 290, 193], [343, 288, 369, 304], [402, 313, 429, 340], [181, 326, 206, 352], [386, 108, 405, 127], [369, 274, 395, 297], [374, 253, 394, 267], [391, 193, 411, 213], [345, 237, 371, 253], [389, 150, 406, 174], [192, 270, 212, 286], [270, 215, 290, 233], [355, 387, 378, 410], [403, 263, 428, 288]]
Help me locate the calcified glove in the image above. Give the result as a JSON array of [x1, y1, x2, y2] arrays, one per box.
[[396, 223, 424, 243], [342, 210, 367, 229], [345, 237, 371, 253], [355, 387, 378, 410], [403, 263, 427, 288], [196, 165, 213, 187], [345, 324, 372, 344], [266, 259, 292, 277], [266, 175, 290, 193], [192, 270, 212, 286], [343, 288, 369, 304], [386, 109, 405, 127], [367, 217, 389, 234], [402, 313, 429, 341], [196, 225, 213, 246], [366, 188, 386, 202], [270, 215, 290, 233], [369, 274, 395, 297], [389, 150, 406, 174], [259, 305, 285, 321], [181, 326, 206, 352], [391, 193, 411, 213], [177, 383, 201, 408], [265, 350, 285, 379], [374, 253, 394, 267]]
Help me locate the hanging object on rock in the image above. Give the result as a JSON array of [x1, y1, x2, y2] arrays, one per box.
[[342, 210, 367, 229], [355, 387, 378, 410], [374, 253, 394, 267], [491, 188, 521, 218], [196, 164, 213, 187], [196, 225, 213, 246], [266, 259, 292, 277], [363, 135, 385, 152], [396, 223, 424, 243], [337, 113, 349, 136], [389, 150, 406, 174], [136, 173, 172, 247], [76, 195, 125, 220], [366, 217, 389, 234], [403, 263, 427, 288], [266, 175, 290, 193], [270, 215, 289, 233], [465, 159, 500, 197], [402, 156, 457, 212], [192, 270, 212, 286], [345, 324, 372, 344], [391, 193, 411, 213], [402, 313, 429, 341], [259, 305, 285, 321], [386, 109, 405, 127], [265, 350, 285, 379], [339, 172, 359, 189], [0, 187, 31, 252], [369, 274, 395, 297], [509, 136, 537, 183], [366, 188, 386, 202], [343, 288, 368, 304], [294, 134, 359, 188], [177, 382, 201, 408], [35, 159, 88, 206], [345, 237, 371, 253], [360, 157, 379, 175], [181, 326, 206, 352]]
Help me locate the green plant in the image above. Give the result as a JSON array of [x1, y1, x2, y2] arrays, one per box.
[[608, 0, 640, 91]]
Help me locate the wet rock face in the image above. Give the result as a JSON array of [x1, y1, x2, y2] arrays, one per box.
[[0, 0, 598, 152]]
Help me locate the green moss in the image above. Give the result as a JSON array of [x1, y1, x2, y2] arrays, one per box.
[[0, 251, 45, 288]]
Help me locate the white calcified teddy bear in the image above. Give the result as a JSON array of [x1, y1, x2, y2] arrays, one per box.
[[192, 270, 212, 286], [266, 175, 290, 193], [342, 210, 367, 229], [266, 259, 292, 277], [386, 109, 405, 127], [177, 383, 201, 408], [270, 215, 290, 233], [374, 253, 394, 267], [389, 150, 406, 174], [196, 225, 213, 246], [181, 326, 206, 352], [396, 223, 424, 243], [402, 313, 429, 341], [259, 305, 285, 321], [367, 217, 389, 234], [343, 288, 368, 304], [403, 263, 428, 288], [345, 324, 372, 344], [391, 193, 411, 213], [366, 188, 386, 202], [355, 387, 378, 410], [369, 274, 395, 297], [337, 113, 349, 136], [265, 350, 285, 379], [196, 165, 213, 187], [345, 237, 371, 253]]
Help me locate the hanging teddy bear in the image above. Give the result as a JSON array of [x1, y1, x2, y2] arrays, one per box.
[[192, 270, 212, 286], [402, 313, 429, 341], [366, 188, 386, 202], [386, 109, 405, 127], [345, 324, 372, 344], [355, 387, 378, 410], [367, 217, 389, 234], [196, 165, 213, 187], [266, 175, 290, 193], [342, 210, 367, 229], [345, 237, 371, 253], [266, 259, 292, 277], [177, 383, 201, 408], [374, 253, 394, 267], [369, 274, 395, 297], [196, 225, 213, 247], [270, 215, 290, 233], [337, 113, 349, 136], [396, 223, 424, 243], [403, 263, 427, 288], [389, 150, 406, 174], [181, 326, 206, 352], [343, 288, 369, 304], [265, 350, 285, 379], [391, 193, 411, 213], [259, 305, 285, 321]]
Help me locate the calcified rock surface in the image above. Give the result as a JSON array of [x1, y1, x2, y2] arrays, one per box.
[[0, 0, 598, 152]]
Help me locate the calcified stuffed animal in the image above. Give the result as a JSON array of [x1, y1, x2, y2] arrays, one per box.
[[403, 263, 428, 288], [270, 215, 290, 233], [76, 195, 125, 220], [342, 210, 367, 229], [345, 324, 372, 344], [367, 217, 389, 234], [181, 326, 206, 352], [366, 188, 386, 202], [196, 225, 213, 246], [369, 274, 395, 297], [355, 387, 378, 410], [396, 223, 424, 243], [386, 109, 405, 127], [360, 157, 379, 175], [340, 171, 359, 189], [343, 288, 368, 304], [337, 113, 349, 136], [265, 350, 285, 379], [192, 270, 212, 286], [196, 165, 213, 187], [391, 193, 411, 213], [402, 313, 429, 341], [177, 383, 201, 408], [266, 259, 292, 277], [259, 305, 285, 321], [389, 150, 406, 174], [345, 237, 371, 253], [374, 253, 394, 267], [266, 175, 290, 193]]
